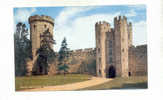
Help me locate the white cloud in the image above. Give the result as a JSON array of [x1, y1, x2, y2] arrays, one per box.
[[55, 7, 96, 29], [133, 21, 147, 46], [14, 8, 36, 23], [125, 9, 137, 17], [54, 12, 120, 51], [54, 7, 146, 51], [127, 5, 146, 10]]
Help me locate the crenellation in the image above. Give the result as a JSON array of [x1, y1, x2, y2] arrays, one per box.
[[118, 16, 121, 21], [25, 15, 147, 77], [29, 15, 54, 26], [95, 15, 147, 78]]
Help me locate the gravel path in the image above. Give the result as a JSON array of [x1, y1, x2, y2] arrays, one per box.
[[22, 77, 112, 91]]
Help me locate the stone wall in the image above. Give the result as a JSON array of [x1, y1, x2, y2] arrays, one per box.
[[95, 21, 111, 77], [29, 15, 54, 59], [22, 15, 147, 77], [48, 44, 147, 77], [48, 48, 96, 75], [129, 45, 147, 76], [134, 45, 147, 76], [95, 16, 147, 78]]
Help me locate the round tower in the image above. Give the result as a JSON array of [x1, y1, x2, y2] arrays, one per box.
[[29, 15, 54, 58]]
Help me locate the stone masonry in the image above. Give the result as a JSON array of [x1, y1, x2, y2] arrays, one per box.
[[95, 16, 147, 78], [27, 15, 54, 75], [25, 15, 147, 78]]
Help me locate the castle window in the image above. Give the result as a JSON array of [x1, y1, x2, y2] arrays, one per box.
[[122, 48, 124, 52], [99, 70, 101, 75], [44, 24, 47, 28], [34, 25, 36, 29], [109, 40, 112, 48], [109, 57, 112, 63], [109, 50, 112, 55], [109, 40, 112, 44], [98, 48, 100, 53], [99, 57, 101, 62]]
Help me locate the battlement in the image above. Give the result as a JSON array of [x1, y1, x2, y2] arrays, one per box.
[[136, 44, 147, 49], [129, 44, 147, 50], [95, 21, 110, 27], [114, 16, 128, 25], [110, 28, 114, 32], [55, 48, 96, 58], [128, 22, 132, 26], [70, 48, 96, 56], [29, 15, 54, 26], [129, 44, 147, 55]]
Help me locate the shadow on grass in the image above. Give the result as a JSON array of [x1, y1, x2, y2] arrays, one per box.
[[111, 82, 148, 89]]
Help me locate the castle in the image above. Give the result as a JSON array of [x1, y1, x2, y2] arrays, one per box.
[[95, 16, 147, 78], [25, 15, 147, 78]]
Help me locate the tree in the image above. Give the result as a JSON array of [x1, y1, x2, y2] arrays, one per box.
[[58, 64, 69, 76], [36, 29, 56, 75], [58, 37, 70, 75], [14, 22, 32, 76]]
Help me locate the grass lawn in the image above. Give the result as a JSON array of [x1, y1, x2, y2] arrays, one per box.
[[15, 74, 92, 91], [79, 76, 147, 90]]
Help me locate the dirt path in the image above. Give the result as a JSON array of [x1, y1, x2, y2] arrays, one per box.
[[23, 77, 112, 91]]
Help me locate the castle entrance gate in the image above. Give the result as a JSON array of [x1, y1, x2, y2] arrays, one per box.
[[107, 66, 116, 78]]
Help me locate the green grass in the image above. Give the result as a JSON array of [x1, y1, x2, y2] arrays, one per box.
[[79, 76, 147, 90], [15, 74, 92, 91]]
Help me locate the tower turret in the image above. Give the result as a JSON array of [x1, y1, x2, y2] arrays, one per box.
[[95, 21, 111, 77], [29, 15, 54, 58], [114, 16, 129, 77]]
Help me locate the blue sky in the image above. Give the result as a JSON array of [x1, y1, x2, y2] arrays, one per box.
[[13, 5, 147, 51]]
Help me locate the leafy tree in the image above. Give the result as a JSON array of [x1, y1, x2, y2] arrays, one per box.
[[58, 37, 70, 75], [36, 29, 56, 75], [14, 22, 32, 76]]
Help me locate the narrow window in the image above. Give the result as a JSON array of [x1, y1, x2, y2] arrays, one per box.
[[34, 25, 36, 29], [44, 24, 47, 28], [109, 50, 112, 55], [109, 57, 112, 63]]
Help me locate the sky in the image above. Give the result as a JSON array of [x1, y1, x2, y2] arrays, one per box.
[[13, 5, 147, 51]]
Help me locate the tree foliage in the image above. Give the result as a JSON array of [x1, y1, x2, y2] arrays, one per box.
[[36, 29, 56, 74], [58, 37, 70, 75], [58, 64, 69, 76], [58, 37, 69, 64], [14, 22, 32, 76]]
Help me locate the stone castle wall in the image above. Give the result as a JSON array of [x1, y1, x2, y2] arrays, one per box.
[[95, 16, 147, 78], [24, 15, 147, 77], [134, 45, 147, 76], [27, 15, 54, 75], [128, 45, 147, 76], [114, 16, 130, 77], [47, 48, 96, 75], [95, 21, 111, 77], [29, 15, 54, 58], [48, 44, 147, 77]]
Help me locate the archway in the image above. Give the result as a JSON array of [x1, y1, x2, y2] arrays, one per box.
[[107, 66, 116, 78], [128, 72, 131, 76], [39, 65, 43, 74]]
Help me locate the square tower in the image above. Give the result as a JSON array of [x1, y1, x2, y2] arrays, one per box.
[[95, 21, 111, 78], [95, 16, 133, 78], [114, 16, 129, 77]]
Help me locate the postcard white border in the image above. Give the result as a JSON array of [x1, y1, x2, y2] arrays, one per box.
[[0, 0, 162, 100]]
